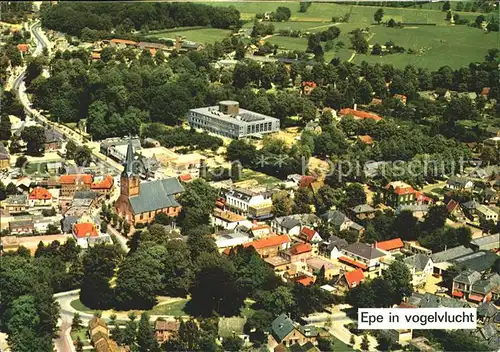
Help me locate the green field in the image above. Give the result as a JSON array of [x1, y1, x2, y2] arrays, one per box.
[[146, 28, 232, 44], [148, 299, 188, 316], [352, 25, 498, 70], [70, 299, 96, 313]]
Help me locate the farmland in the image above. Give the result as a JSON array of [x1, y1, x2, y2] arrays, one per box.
[[202, 1, 498, 70]]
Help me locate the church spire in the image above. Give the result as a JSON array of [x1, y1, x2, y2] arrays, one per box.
[[122, 139, 136, 177]]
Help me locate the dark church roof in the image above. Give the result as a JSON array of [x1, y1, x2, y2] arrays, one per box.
[[129, 177, 184, 214]]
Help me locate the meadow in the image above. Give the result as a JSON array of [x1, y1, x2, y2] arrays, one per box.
[[146, 27, 232, 44]]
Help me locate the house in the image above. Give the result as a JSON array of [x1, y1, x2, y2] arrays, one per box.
[[0, 142, 10, 169], [88, 317, 122, 352], [446, 200, 467, 222], [340, 242, 385, 271], [451, 250, 498, 273], [154, 319, 180, 344], [61, 215, 78, 233], [306, 257, 337, 280], [482, 188, 499, 204], [404, 254, 433, 287], [384, 181, 416, 208], [28, 186, 53, 207], [375, 238, 404, 253], [9, 218, 34, 235], [72, 190, 99, 213], [224, 187, 272, 218], [301, 81, 317, 95], [477, 302, 498, 324], [475, 204, 499, 223], [115, 140, 184, 224], [2, 194, 28, 214], [59, 174, 93, 199], [241, 234, 291, 259], [408, 292, 471, 309], [214, 228, 253, 249], [73, 222, 99, 248], [339, 108, 382, 122], [90, 175, 114, 197], [17, 43, 29, 54], [319, 235, 348, 259], [321, 210, 364, 233], [452, 269, 482, 299], [349, 204, 376, 220], [430, 245, 473, 275], [393, 94, 407, 105], [453, 270, 500, 303], [272, 216, 301, 236], [343, 268, 365, 289], [281, 243, 313, 263], [44, 128, 64, 151], [470, 233, 499, 251], [218, 317, 249, 345], [461, 200, 480, 221], [298, 226, 322, 243], [212, 208, 250, 230], [446, 176, 474, 190], [89, 317, 108, 339], [270, 314, 328, 348]]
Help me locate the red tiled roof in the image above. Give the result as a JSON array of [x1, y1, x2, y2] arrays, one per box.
[[29, 186, 52, 200], [179, 174, 192, 182], [447, 200, 459, 213], [338, 256, 368, 270], [452, 291, 464, 298], [299, 175, 316, 188], [110, 38, 137, 45], [60, 174, 92, 185], [344, 268, 365, 288], [17, 44, 29, 53], [358, 135, 374, 145], [290, 243, 312, 255], [299, 226, 317, 242], [415, 191, 432, 203], [245, 234, 290, 250], [480, 87, 490, 96], [468, 294, 483, 302], [302, 81, 317, 88], [149, 48, 157, 56], [296, 276, 315, 286], [371, 98, 382, 105], [376, 238, 404, 251], [339, 108, 382, 122], [90, 175, 114, 190], [385, 183, 416, 195], [73, 223, 98, 238]]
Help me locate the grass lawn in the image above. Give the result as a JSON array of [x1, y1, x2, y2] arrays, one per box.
[[331, 335, 357, 352], [145, 28, 232, 44], [268, 36, 307, 51], [239, 168, 280, 186], [70, 328, 90, 346], [148, 299, 189, 316], [23, 162, 48, 175], [70, 299, 96, 314]]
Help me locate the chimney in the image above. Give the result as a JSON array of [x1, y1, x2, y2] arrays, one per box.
[[353, 103, 358, 111]]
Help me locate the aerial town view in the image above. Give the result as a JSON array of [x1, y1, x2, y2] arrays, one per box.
[[0, 0, 499, 351]]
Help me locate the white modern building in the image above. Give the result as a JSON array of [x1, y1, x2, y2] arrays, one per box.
[[188, 101, 280, 139], [224, 188, 272, 217]]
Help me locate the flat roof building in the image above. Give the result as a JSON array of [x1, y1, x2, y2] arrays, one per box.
[[188, 101, 280, 139]]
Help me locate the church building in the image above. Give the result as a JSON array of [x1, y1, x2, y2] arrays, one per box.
[[115, 140, 184, 224]]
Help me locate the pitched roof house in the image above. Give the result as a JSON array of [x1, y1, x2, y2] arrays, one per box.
[[344, 268, 365, 289], [319, 234, 349, 259], [375, 238, 404, 252], [298, 226, 322, 243], [340, 242, 385, 270]]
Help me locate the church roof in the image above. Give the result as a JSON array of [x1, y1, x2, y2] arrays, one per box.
[[122, 139, 140, 177], [129, 177, 184, 215]]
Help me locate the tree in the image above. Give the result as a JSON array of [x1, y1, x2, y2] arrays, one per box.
[[273, 6, 291, 21], [75, 336, 84, 352], [65, 140, 77, 160], [71, 313, 82, 331], [421, 204, 448, 233], [350, 30, 368, 54], [245, 309, 273, 345], [162, 241, 194, 297], [123, 313, 138, 346], [0, 115, 12, 141], [272, 190, 294, 217], [189, 253, 244, 316], [137, 312, 159, 352], [442, 1, 451, 11], [21, 126, 46, 156], [372, 43, 382, 55], [74, 146, 92, 167], [361, 334, 370, 351], [226, 139, 256, 166], [317, 336, 336, 351], [344, 183, 366, 208], [293, 187, 313, 214], [222, 336, 244, 351], [178, 179, 218, 232], [349, 335, 355, 346], [374, 8, 384, 24], [5, 182, 18, 195], [384, 260, 412, 304]]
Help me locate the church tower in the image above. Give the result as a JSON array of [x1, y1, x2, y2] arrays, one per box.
[[120, 140, 140, 197]]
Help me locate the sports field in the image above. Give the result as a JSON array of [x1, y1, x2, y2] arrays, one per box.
[[146, 27, 232, 44]]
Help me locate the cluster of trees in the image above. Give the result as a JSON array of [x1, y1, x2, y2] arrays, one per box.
[[65, 140, 93, 167], [371, 41, 405, 55], [21, 126, 46, 156], [0, 240, 84, 351], [307, 26, 341, 58], [359, 205, 472, 253], [251, 21, 275, 37], [29, 35, 244, 139], [271, 7, 292, 22], [41, 2, 240, 37], [347, 261, 412, 309], [0, 2, 32, 24], [141, 124, 223, 152], [350, 29, 369, 54]]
